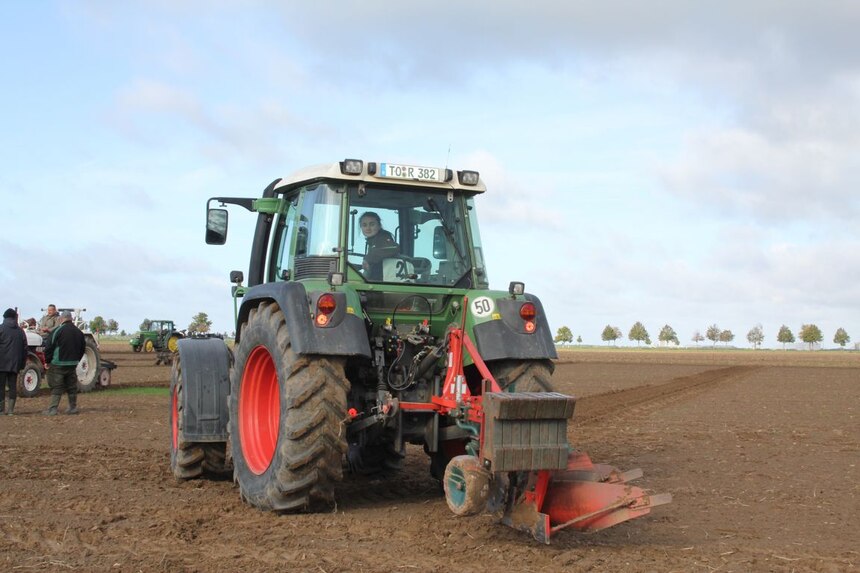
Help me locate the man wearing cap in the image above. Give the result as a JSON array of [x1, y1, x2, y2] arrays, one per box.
[[0, 308, 28, 415], [43, 310, 86, 415]]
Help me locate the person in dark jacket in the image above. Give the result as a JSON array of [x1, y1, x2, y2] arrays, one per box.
[[359, 211, 400, 280], [0, 308, 28, 415], [43, 310, 86, 416]]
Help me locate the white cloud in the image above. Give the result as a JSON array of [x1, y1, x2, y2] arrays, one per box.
[[460, 150, 565, 229]]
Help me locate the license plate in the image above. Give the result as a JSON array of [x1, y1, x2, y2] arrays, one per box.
[[378, 163, 444, 183]]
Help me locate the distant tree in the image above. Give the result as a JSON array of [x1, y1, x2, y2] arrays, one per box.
[[89, 316, 107, 333], [747, 324, 764, 349], [691, 330, 704, 346], [777, 325, 795, 349], [628, 321, 649, 346], [107, 319, 119, 334], [834, 327, 851, 348], [120, 329, 127, 337], [601, 325, 620, 345], [576, 335, 582, 345], [719, 329, 735, 346], [189, 312, 213, 334], [140, 318, 152, 331], [554, 326, 574, 345], [706, 324, 721, 346], [799, 324, 823, 350], [658, 325, 679, 346]]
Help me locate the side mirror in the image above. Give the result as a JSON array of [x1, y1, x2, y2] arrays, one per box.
[[230, 270, 244, 284], [206, 208, 229, 245], [432, 226, 448, 259]]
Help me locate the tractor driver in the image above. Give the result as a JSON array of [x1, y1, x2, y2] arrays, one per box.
[[38, 304, 60, 337], [359, 211, 399, 280]]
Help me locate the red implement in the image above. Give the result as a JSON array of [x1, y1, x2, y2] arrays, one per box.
[[500, 451, 672, 543]]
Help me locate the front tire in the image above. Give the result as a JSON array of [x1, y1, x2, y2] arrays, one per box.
[[17, 355, 44, 398], [230, 301, 350, 512]]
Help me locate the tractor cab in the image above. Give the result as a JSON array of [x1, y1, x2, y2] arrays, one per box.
[[208, 160, 496, 328], [208, 160, 488, 292]]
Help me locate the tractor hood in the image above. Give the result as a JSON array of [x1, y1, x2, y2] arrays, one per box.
[[25, 329, 43, 347]]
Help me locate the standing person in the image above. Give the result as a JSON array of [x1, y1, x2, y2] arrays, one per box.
[[43, 310, 85, 416], [359, 211, 400, 280], [38, 304, 60, 338], [0, 308, 28, 415]]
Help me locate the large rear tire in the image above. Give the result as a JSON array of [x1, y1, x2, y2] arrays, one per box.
[[76, 337, 101, 393], [488, 359, 555, 392], [170, 355, 229, 479], [230, 301, 350, 512], [17, 355, 44, 398]]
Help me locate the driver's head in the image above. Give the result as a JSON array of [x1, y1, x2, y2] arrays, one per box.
[[359, 211, 382, 238]]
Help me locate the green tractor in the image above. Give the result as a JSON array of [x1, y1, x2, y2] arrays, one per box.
[[170, 159, 668, 542], [130, 320, 184, 354]]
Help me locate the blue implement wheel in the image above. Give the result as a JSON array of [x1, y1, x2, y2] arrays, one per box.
[[443, 455, 491, 517]]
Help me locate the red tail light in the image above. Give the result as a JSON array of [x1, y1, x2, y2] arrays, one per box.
[[315, 294, 336, 327], [519, 302, 536, 321], [317, 294, 336, 315], [520, 302, 537, 333]]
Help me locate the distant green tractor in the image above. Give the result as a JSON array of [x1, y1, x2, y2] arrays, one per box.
[[130, 320, 184, 353]]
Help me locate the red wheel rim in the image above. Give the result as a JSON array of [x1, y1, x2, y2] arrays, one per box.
[[171, 386, 178, 451], [239, 345, 280, 475]]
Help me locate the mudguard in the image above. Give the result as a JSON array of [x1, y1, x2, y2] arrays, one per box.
[[472, 293, 558, 362], [173, 338, 231, 442], [235, 282, 372, 358]]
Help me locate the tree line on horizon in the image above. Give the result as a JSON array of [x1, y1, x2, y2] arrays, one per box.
[[78, 311, 216, 338], [553, 323, 852, 349]]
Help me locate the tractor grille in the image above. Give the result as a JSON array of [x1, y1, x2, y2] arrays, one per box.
[[293, 256, 338, 281]]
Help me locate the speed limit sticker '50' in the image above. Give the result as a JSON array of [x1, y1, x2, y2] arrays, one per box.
[[470, 296, 495, 318]]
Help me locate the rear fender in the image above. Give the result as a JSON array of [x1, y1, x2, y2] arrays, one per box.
[[236, 282, 371, 358], [470, 293, 557, 361], [173, 338, 231, 442]]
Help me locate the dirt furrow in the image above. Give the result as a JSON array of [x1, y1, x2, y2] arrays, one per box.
[[573, 365, 760, 425]]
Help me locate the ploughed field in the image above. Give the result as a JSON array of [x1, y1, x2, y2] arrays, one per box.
[[0, 344, 857, 572]]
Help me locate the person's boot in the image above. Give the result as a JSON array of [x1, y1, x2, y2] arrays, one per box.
[[66, 394, 79, 415], [43, 394, 61, 416], [6, 399, 14, 415]]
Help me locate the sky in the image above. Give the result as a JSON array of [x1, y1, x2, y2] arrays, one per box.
[[1, 1, 858, 348]]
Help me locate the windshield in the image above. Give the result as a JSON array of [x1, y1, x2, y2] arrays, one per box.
[[347, 186, 473, 286]]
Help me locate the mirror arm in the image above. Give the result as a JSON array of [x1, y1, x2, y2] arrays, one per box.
[[208, 197, 255, 211]]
